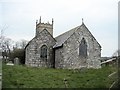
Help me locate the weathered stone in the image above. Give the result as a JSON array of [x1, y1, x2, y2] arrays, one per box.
[[25, 18, 101, 69], [14, 57, 20, 65]]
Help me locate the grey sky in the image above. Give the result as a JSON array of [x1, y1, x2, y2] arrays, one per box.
[[0, 0, 118, 57]]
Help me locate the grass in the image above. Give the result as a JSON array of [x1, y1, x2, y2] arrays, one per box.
[[2, 64, 117, 88], [0, 60, 1, 73]]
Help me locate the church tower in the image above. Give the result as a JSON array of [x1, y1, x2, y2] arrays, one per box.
[[36, 16, 53, 36]]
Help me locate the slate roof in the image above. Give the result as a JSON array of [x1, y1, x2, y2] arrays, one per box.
[[53, 23, 101, 48], [53, 25, 81, 48]]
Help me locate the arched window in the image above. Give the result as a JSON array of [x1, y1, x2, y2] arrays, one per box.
[[40, 45, 47, 59], [79, 38, 87, 58]]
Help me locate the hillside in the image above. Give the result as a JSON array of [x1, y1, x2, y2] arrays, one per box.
[[2, 64, 117, 88]]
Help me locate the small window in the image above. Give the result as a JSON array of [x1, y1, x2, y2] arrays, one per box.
[[79, 38, 87, 58], [40, 45, 47, 60]]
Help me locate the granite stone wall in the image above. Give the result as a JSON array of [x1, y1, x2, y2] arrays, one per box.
[[55, 25, 101, 69], [25, 29, 56, 68], [25, 21, 101, 69]]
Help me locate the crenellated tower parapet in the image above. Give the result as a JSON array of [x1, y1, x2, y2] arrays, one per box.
[[36, 16, 53, 36]]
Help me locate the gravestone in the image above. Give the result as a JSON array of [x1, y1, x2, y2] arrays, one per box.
[[14, 57, 20, 65]]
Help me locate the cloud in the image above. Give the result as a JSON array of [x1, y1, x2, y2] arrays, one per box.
[[0, 0, 118, 57]]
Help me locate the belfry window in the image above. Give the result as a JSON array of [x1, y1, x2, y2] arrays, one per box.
[[79, 38, 87, 58], [40, 45, 47, 59]]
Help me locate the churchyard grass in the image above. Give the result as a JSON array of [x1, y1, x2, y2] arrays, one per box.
[[2, 64, 117, 88], [0, 60, 2, 73]]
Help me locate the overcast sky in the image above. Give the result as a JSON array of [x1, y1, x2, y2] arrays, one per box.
[[0, 0, 118, 57]]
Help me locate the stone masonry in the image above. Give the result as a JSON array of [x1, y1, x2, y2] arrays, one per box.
[[25, 17, 101, 69]]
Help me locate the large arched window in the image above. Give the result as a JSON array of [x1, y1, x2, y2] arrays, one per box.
[[79, 38, 87, 58], [40, 45, 47, 59]]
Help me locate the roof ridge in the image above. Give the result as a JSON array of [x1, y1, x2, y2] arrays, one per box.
[[53, 24, 82, 48], [55, 25, 81, 39]]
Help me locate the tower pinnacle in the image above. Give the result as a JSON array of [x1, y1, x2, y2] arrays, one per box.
[[36, 20, 38, 25], [52, 18, 54, 25], [36, 17, 53, 36], [82, 18, 84, 24], [39, 16, 41, 23]]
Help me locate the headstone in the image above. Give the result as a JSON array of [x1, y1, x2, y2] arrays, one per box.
[[6, 61, 14, 66], [14, 57, 20, 65]]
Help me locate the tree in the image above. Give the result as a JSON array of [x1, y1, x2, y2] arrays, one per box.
[[0, 26, 11, 61], [14, 39, 28, 49], [0, 26, 5, 50], [10, 48, 25, 64], [20, 39, 28, 49], [0, 25, 8, 49], [0, 26, 28, 64], [10, 39, 28, 64]]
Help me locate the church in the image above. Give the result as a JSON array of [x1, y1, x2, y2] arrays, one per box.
[[25, 17, 101, 69]]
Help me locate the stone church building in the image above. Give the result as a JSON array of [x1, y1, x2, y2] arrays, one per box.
[[25, 17, 101, 69]]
